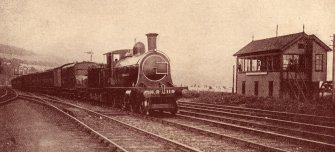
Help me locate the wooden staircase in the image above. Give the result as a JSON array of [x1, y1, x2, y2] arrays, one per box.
[[286, 65, 308, 101]]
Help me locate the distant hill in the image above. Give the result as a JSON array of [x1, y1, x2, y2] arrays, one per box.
[[0, 44, 35, 56], [0, 44, 66, 68], [0, 44, 67, 85]]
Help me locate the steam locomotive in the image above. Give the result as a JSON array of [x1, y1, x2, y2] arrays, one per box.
[[11, 33, 187, 115]]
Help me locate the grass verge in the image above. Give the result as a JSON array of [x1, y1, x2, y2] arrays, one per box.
[[184, 91, 334, 117]]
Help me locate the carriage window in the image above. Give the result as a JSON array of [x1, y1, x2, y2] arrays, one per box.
[[156, 62, 168, 74], [315, 54, 323, 72]]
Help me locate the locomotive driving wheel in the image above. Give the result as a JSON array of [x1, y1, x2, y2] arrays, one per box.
[[129, 100, 140, 113], [169, 109, 177, 115], [169, 101, 178, 115], [109, 95, 116, 108], [139, 99, 151, 115], [121, 95, 130, 111]]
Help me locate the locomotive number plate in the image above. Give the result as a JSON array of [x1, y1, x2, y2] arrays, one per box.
[[146, 89, 175, 95]]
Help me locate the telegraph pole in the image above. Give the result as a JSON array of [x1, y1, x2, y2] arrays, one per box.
[[332, 34, 335, 113], [232, 65, 235, 93], [276, 24, 278, 37], [84, 51, 94, 62]]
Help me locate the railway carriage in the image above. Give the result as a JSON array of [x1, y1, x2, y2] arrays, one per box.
[[11, 76, 23, 90], [60, 62, 101, 97]]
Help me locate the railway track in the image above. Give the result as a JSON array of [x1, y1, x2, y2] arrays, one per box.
[[0, 87, 18, 105], [31, 93, 326, 152], [1, 89, 114, 151], [20, 94, 201, 152], [19, 95, 123, 151], [31, 93, 285, 152], [0, 87, 7, 97], [176, 101, 335, 151], [178, 101, 335, 126], [17, 99, 113, 151]]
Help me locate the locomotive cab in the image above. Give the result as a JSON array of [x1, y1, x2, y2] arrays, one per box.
[[105, 49, 140, 87]]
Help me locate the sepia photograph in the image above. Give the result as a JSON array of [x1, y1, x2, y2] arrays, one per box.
[[1, 0, 335, 151]]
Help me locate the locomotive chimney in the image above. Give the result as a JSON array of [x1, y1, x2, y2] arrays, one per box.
[[146, 33, 158, 51]]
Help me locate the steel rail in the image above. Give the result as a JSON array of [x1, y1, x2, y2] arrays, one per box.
[[138, 113, 287, 152], [20, 95, 128, 152], [28, 95, 201, 152], [179, 102, 335, 127], [0, 88, 18, 105], [178, 109, 334, 143], [36, 94, 290, 152], [178, 104, 335, 135], [174, 113, 335, 151], [0, 88, 8, 98], [178, 101, 335, 123]]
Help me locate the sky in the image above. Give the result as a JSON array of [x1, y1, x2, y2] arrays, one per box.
[[1, 0, 335, 87]]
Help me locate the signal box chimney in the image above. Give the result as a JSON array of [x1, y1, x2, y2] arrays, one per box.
[[146, 33, 158, 51]]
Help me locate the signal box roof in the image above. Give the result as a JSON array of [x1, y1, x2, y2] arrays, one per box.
[[234, 32, 332, 57]]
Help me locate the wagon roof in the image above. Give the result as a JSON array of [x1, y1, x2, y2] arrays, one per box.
[[61, 61, 97, 69], [54, 62, 75, 69]]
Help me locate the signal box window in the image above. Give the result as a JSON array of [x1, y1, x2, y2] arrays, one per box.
[[237, 55, 280, 72], [282, 54, 305, 71], [315, 54, 323, 72]]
